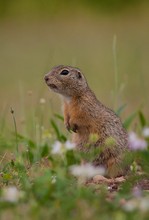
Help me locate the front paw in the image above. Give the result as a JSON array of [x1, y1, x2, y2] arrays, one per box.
[[65, 122, 78, 133], [71, 124, 78, 133]]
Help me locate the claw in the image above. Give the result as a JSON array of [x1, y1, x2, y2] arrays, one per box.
[[65, 122, 78, 133], [72, 124, 78, 133]]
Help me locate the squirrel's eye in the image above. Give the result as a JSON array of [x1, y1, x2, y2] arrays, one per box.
[[60, 69, 69, 75]]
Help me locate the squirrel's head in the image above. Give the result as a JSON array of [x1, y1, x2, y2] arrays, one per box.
[[44, 65, 88, 97]]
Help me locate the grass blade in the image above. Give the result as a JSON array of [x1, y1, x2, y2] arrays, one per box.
[[50, 119, 61, 140], [138, 111, 146, 128], [54, 113, 64, 121], [116, 104, 127, 116], [10, 108, 18, 153], [123, 112, 137, 129]]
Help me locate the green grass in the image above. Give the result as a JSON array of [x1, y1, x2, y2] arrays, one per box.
[[0, 99, 149, 220]]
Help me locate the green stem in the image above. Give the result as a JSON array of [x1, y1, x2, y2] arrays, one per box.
[[113, 34, 118, 110], [10, 107, 18, 153]]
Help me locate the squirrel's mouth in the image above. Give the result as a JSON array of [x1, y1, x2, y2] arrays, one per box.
[[48, 84, 58, 90]]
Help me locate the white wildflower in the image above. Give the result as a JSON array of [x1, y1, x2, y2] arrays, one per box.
[[142, 127, 149, 138], [51, 141, 62, 154], [39, 98, 46, 104], [2, 186, 20, 203], [123, 197, 149, 213], [51, 175, 57, 184], [70, 163, 105, 178], [139, 197, 149, 212], [132, 186, 142, 198], [123, 199, 138, 212], [51, 140, 75, 155], [65, 140, 76, 150], [128, 132, 147, 150]]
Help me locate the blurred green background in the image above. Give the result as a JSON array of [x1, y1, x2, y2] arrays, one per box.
[[0, 0, 149, 132]]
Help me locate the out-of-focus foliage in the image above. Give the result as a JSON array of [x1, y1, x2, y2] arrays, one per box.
[[0, 105, 149, 220], [83, 0, 144, 11], [0, 0, 148, 19]]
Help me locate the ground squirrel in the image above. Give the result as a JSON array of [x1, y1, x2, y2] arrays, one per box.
[[44, 65, 129, 177]]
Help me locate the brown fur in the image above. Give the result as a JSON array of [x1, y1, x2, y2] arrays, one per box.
[[44, 65, 129, 177]]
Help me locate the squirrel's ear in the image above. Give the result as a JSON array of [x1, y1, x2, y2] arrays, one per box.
[[77, 71, 82, 79]]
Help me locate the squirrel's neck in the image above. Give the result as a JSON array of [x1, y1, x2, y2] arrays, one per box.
[[62, 87, 102, 106]]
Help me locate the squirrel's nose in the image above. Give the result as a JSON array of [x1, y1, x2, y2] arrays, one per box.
[[44, 75, 49, 82]]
